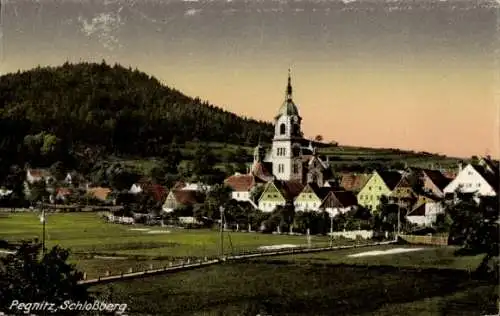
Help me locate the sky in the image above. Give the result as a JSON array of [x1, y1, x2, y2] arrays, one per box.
[[1, 0, 499, 158]]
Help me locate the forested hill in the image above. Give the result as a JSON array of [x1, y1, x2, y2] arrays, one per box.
[[0, 62, 274, 157]]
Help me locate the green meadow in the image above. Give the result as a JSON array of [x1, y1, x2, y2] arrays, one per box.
[[0, 212, 360, 278]]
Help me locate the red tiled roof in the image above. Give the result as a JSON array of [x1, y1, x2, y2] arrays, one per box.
[[251, 162, 274, 182], [274, 180, 304, 200], [339, 173, 370, 192], [29, 169, 51, 178], [172, 190, 204, 205], [56, 188, 72, 196], [172, 181, 186, 190], [87, 187, 112, 201], [225, 174, 256, 192], [143, 184, 168, 202]]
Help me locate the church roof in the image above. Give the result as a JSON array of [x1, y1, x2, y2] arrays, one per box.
[[275, 70, 300, 119], [277, 99, 299, 117], [251, 162, 274, 182]]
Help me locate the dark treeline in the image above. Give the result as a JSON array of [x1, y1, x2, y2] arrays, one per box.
[[0, 61, 273, 168]]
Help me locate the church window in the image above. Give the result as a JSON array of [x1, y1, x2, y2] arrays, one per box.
[[280, 123, 286, 135]]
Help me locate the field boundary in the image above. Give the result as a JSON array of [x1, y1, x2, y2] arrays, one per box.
[[79, 240, 396, 286], [399, 234, 448, 246]]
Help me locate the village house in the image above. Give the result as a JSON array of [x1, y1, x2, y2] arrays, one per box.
[[26, 169, 53, 184], [338, 172, 371, 192], [406, 167, 451, 198], [294, 183, 331, 212], [162, 190, 204, 213], [172, 181, 213, 192], [443, 161, 498, 197], [224, 146, 274, 207], [320, 190, 358, 218], [258, 179, 304, 213], [389, 176, 418, 210], [357, 170, 403, 211], [406, 194, 444, 227], [86, 186, 113, 203], [52, 187, 72, 203]]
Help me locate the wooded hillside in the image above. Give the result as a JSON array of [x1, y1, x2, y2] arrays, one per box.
[[0, 61, 272, 155]]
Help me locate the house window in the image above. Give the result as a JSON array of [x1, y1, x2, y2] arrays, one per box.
[[368, 187, 372, 190], [236, 193, 240, 197], [283, 148, 287, 156], [477, 183, 481, 187], [293, 164, 298, 174], [378, 186, 381, 190]]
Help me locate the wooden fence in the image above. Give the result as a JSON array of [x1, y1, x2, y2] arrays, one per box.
[[78, 240, 396, 286], [399, 234, 448, 246]]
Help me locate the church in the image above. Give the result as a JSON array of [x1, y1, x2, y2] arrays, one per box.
[[224, 71, 333, 205]]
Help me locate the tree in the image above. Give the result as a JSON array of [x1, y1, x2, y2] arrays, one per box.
[[447, 194, 499, 279], [314, 134, 323, 142], [249, 185, 265, 203], [28, 181, 50, 206], [191, 145, 216, 177], [202, 184, 232, 220], [0, 241, 89, 313]]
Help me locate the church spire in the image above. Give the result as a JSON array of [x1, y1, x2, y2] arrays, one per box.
[[286, 68, 292, 101]]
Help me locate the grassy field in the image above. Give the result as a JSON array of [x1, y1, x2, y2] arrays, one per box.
[[91, 260, 498, 315], [0, 212, 362, 278], [262, 244, 485, 271], [110, 141, 464, 175]]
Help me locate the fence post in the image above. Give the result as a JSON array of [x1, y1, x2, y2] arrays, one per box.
[[169, 262, 173, 267], [105, 271, 110, 277], [149, 264, 153, 270], [128, 267, 133, 273], [187, 258, 190, 265], [82, 272, 87, 280]]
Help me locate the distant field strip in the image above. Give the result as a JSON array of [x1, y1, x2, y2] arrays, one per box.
[[348, 247, 426, 258]]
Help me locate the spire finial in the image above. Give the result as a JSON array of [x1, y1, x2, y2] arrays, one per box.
[[286, 68, 292, 100]]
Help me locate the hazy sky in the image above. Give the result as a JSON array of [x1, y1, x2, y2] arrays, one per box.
[[1, 0, 499, 158]]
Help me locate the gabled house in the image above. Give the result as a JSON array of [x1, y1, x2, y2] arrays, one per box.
[[294, 183, 331, 212], [321, 190, 358, 218], [224, 159, 274, 205], [86, 187, 113, 203], [258, 180, 304, 213], [389, 176, 418, 209], [407, 167, 451, 198], [0, 188, 13, 198], [338, 173, 371, 192], [26, 169, 53, 184], [172, 181, 212, 193], [303, 151, 331, 187], [162, 190, 204, 213], [64, 171, 85, 187], [443, 163, 498, 197], [129, 183, 143, 194], [51, 188, 72, 203], [406, 194, 444, 227], [357, 170, 402, 211]]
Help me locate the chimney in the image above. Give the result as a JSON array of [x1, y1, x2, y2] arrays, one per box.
[[458, 162, 463, 173]]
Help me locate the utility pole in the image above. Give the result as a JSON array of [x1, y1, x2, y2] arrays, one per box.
[[329, 214, 334, 247], [40, 203, 46, 257], [219, 206, 224, 258], [396, 204, 401, 241]]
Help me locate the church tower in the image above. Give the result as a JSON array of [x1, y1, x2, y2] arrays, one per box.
[[271, 70, 304, 182]]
